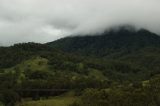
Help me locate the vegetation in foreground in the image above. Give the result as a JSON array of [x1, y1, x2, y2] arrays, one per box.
[[1, 28, 160, 106], [17, 75, 160, 106], [19, 97, 76, 106]]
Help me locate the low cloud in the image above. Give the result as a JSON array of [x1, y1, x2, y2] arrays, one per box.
[[0, 0, 160, 45]]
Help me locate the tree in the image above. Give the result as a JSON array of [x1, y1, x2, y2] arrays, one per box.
[[0, 90, 20, 106]]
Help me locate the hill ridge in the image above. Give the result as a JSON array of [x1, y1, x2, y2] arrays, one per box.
[[48, 28, 160, 56]]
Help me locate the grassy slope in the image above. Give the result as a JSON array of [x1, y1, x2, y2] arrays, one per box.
[[4, 56, 107, 81], [0, 102, 3, 106], [4, 57, 50, 74], [17, 92, 78, 106], [18, 97, 77, 106], [5, 57, 104, 106]]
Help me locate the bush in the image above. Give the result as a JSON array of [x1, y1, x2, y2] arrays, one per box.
[[0, 90, 20, 106]]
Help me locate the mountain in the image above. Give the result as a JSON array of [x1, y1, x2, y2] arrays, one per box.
[[48, 28, 160, 57], [47, 28, 160, 76], [1, 28, 160, 106]]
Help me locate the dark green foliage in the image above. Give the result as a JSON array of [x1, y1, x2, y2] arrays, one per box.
[[0, 42, 54, 68], [0, 28, 160, 105], [27, 70, 52, 80], [48, 28, 160, 57], [48, 28, 160, 80], [71, 75, 160, 106], [0, 90, 20, 106]]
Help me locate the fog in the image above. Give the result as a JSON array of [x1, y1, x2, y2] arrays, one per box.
[[0, 0, 160, 46]]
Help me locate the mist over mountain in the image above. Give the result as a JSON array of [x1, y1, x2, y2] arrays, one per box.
[[1, 0, 160, 45], [48, 27, 160, 57], [1, 1, 160, 106], [1, 25, 160, 106]]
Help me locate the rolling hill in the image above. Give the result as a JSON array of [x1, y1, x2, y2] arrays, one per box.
[[1, 27, 160, 106], [48, 27, 160, 57]]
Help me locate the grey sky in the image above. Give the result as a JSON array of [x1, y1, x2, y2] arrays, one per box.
[[0, 0, 160, 46]]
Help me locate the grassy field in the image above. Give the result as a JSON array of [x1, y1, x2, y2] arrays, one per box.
[[17, 92, 78, 106], [0, 102, 4, 106], [18, 97, 76, 106]]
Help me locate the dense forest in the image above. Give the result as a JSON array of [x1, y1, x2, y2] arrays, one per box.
[[0, 28, 160, 106]]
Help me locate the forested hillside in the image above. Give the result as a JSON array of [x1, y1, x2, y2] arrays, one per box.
[[0, 28, 160, 106], [48, 28, 160, 57]]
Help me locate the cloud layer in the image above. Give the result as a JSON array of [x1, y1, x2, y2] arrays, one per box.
[[0, 0, 160, 46]]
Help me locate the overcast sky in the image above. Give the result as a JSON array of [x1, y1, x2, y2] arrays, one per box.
[[0, 0, 160, 46]]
